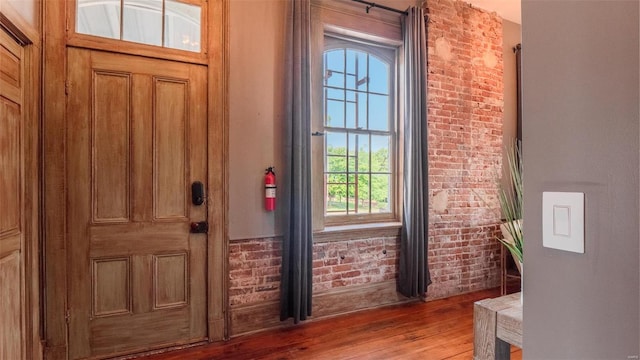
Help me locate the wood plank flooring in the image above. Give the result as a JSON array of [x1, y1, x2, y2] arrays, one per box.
[[138, 288, 522, 360]]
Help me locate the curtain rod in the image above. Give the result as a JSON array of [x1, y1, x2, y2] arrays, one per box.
[[351, 0, 409, 16]]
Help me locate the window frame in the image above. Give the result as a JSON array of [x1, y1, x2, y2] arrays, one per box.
[[310, 0, 404, 232], [68, 0, 208, 65], [321, 35, 398, 226]]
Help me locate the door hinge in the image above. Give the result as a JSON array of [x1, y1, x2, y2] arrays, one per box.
[[65, 310, 70, 323], [65, 81, 69, 96]]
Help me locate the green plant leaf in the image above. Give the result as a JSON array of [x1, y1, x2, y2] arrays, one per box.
[[498, 139, 523, 263]]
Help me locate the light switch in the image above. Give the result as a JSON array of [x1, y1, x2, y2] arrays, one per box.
[[553, 205, 570, 236], [543, 192, 584, 253]]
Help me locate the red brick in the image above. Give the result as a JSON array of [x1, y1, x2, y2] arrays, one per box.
[[341, 270, 362, 279]]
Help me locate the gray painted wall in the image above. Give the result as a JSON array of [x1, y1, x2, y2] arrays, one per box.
[[521, 1, 640, 358]]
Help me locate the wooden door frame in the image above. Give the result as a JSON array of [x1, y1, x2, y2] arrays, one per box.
[[206, 0, 230, 342], [0, 12, 42, 360], [42, 1, 229, 358]]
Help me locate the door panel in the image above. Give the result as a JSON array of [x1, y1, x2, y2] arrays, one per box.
[[0, 28, 25, 360], [67, 48, 208, 359], [0, 253, 22, 358], [92, 71, 131, 223], [154, 78, 188, 220], [0, 99, 20, 232]]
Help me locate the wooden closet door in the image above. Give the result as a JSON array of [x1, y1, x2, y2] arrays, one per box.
[[66, 48, 208, 359], [0, 26, 26, 360]]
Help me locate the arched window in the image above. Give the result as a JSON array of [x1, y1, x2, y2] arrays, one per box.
[[321, 36, 397, 223]]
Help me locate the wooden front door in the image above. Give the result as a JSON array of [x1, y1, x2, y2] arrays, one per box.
[[66, 48, 209, 359], [0, 26, 26, 360]]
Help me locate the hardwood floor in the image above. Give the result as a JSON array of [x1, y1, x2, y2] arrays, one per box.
[[139, 288, 522, 360]]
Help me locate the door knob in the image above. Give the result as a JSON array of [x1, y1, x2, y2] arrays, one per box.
[[190, 221, 208, 234]]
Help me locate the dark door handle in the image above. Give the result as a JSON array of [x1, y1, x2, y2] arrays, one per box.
[[190, 221, 208, 234], [192, 181, 205, 205]]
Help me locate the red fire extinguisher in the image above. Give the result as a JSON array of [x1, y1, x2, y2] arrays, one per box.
[[264, 167, 276, 211]]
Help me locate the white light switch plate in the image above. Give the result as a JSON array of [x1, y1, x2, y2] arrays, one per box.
[[542, 192, 584, 253]]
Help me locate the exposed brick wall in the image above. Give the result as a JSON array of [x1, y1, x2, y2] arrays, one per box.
[[229, 238, 282, 306], [425, 0, 504, 299], [229, 236, 399, 306], [229, 0, 503, 312], [312, 237, 399, 293]]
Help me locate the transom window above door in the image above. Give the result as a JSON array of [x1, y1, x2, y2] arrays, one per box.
[[76, 0, 202, 52]]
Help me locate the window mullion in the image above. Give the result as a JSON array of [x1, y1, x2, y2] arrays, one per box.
[[342, 49, 346, 128], [345, 131, 350, 215], [161, 0, 166, 47], [368, 133, 372, 214], [365, 53, 369, 130], [354, 133, 359, 214], [119, 0, 124, 40]]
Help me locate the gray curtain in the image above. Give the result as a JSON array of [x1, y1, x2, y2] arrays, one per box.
[[280, 0, 313, 323], [398, 6, 431, 298]]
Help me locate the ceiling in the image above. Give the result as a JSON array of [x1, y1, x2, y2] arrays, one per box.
[[465, 0, 521, 24]]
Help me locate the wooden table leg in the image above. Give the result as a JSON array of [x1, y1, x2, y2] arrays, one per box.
[[474, 299, 512, 360], [496, 338, 511, 360]]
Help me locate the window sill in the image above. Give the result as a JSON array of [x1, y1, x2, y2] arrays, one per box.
[[313, 222, 402, 243]]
